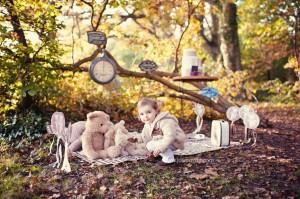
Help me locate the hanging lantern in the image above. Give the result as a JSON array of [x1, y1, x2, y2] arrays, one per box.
[[87, 31, 107, 46], [139, 60, 158, 72]]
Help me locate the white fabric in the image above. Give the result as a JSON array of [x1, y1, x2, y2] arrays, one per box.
[[73, 137, 241, 166]]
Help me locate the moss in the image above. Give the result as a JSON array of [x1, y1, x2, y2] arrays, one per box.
[[0, 157, 32, 199]]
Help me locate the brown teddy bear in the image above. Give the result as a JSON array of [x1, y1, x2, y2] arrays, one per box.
[[68, 121, 86, 152], [114, 121, 148, 156], [81, 111, 122, 160], [103, 120, 127, 149]]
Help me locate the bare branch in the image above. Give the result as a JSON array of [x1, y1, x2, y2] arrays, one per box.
[[124, 8, 159, 39], [5, 0, 28, 48], [72, 47, 103, 68], [94, 0, 109, 31], [173, 0, 202, 73], [80, 0, 109, 31], [80, 0, 96, 30]]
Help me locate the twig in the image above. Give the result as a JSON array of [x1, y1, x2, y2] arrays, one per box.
[[173, 0, 202, 73]]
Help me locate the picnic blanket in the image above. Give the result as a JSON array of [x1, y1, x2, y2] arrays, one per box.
[[73, 136, 240, 166]]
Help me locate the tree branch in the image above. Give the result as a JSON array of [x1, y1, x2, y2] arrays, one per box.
[[94, 0, 109, 31], [80, 0, 109, 31], [105, 51, 227, 113], [173, 0, 202, 73], [5, 0, 28, 48], [125, 8, 159, 39]]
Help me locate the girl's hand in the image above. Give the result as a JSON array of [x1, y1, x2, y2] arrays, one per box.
[[127, 137, 138, 143], [153, 149, 161, 157]]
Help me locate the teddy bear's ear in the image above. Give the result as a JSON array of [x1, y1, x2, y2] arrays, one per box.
[[87, 111, 110, 120], [87, 111, 104, 120], [87, 112, 97, 120], [104, 113, 110, 121]]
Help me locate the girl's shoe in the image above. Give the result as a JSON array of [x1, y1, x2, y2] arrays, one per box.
[[156, 160, 175, 166]]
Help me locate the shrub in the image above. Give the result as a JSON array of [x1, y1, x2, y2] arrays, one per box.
[[0, 110, 46, 142]]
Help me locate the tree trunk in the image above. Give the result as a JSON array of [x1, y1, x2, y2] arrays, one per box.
[[201, 2, 221, 62], [219, 3, 242, 71], [5, 0, 33, 111], [199, 2, 242, 71]]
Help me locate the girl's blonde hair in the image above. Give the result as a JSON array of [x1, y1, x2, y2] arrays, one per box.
[[137, 97, 162, 112]]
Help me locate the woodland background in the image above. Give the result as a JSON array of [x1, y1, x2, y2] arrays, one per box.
[[0, 0, 299, 198]]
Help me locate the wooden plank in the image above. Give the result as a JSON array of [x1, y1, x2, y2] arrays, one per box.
[[172, 75, 218, 82]]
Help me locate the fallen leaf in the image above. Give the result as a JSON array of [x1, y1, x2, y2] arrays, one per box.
[[205, 167, 218, 177], [99, 185, 107, 193], [222, 196, 239, 199], [189, 173, 209, 180]]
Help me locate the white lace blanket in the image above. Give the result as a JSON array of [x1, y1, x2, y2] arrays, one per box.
[[73, 137, 240, 166]]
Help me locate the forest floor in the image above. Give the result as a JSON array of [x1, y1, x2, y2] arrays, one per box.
[[0, 105, 299, 198]]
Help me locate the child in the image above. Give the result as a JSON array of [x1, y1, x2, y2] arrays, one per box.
[[134, 97, 186, 165]]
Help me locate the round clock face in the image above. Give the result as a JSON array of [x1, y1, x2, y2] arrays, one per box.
[[89, 57, 116, 84]]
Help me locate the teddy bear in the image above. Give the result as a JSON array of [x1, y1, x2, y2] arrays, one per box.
[[81, 111, 122, 160], [114, 121, 148, 156], [64, 118, 115, 153], [67, 121, 86, 152], [103, 120, 127, 149]]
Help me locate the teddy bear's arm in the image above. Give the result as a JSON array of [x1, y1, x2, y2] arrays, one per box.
[[127, 132, 143, 143], [82, 132, 107, 160], [69, 137, 82, 152], [104, 128, 115, 149]]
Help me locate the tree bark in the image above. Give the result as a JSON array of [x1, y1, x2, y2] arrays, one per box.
[[198, 2, 242, 71], [219, 3, 242, 71], [5, 0, 33, 111]]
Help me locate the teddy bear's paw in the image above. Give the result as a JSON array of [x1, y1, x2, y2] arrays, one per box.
[[107, 146, 122, 158]]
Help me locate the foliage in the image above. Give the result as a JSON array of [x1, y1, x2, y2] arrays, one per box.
[[0, 110, 46, 142], [0, 0, 64, 117], [250, 79, 296, 103], [209, 70, 249, 100], [239, 0, 291, 72], [42, 72, 195, 121], [285, 56, 300, 77], [0, 154, 29, 199]]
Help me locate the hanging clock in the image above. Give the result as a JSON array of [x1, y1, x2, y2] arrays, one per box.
[[89, 51, 117, 84]]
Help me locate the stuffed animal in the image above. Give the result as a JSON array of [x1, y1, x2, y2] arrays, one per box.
[[81, 111, 122, 160], [114, 121, 148, 156], [103, 120, 126, 149], [47, 121, 86, 153], [68, 119, 115, 152], [68, 121, 86, 152]]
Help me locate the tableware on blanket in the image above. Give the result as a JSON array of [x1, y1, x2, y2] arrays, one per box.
[[194, 134, 205, 140], [242, 112, 260, 146], [186, 133, 205, 143]]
